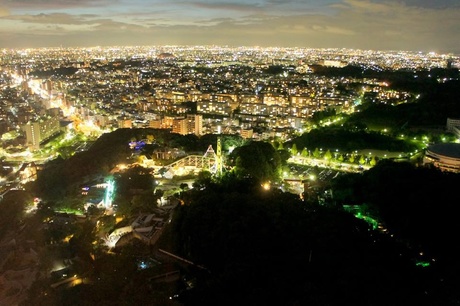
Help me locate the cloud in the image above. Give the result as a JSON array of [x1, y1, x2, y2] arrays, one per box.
[[332, 0, 398, 15], [373, 0, 460, 9], [0, 0, 459, 52], [193, 17, 235, 25], [2, 0, 114, 9], [328, 0, 460, 51], [0, 6, 9, 16], [312, 24, 355, 35], [3, 13, 92, 24], [91, 19, 147, 32], [189, 1, 264, 12]]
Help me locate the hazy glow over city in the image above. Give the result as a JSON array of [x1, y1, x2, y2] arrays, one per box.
[[0, 0, 459, 52]]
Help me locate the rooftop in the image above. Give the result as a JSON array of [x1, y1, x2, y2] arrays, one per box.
[[426, 143, 460, 159]]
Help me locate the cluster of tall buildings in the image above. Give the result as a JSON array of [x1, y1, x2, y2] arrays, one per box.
[[0, 46, 455, 151]]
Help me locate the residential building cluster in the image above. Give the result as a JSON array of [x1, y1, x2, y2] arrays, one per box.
[[0, 46, 457, 151]]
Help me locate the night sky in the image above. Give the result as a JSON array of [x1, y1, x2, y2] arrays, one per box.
[[0, 0, 459, 52]]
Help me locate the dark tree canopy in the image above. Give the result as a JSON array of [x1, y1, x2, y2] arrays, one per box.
[[29, 128, 244, 202], [349, 80, 460, 128], [30, 128, 139, 200], [289, 127, 416, 153], [172, 176, 433, 306], [113, 165, 158, 215], [0, 190, 30, 238], [332, 160, 460, 263], [229, 141, 282, 183]]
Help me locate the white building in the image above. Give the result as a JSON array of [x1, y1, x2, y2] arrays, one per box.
[[22, 116, 60, 150], [447, 118, 460, 138]]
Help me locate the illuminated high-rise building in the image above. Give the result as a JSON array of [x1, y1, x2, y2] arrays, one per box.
[[172, 114, 203, 136], [447, 118, 460, 138], [240, 129, 254, 139], [172, 118, 188, 135], [188, 114, 203, 136], [22, 116, 60, 150]]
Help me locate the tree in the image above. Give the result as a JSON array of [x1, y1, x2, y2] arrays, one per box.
[[180, 183, 189, 191], [324, 149, 332, 161], [277, 149, 291, 166], [359, 155, 366, 165], [349, 154, 355, 164], [172, 174, 434, 306], [311, 108, 337, 124], [370, 156, 377, 166], [222, 135, 245, 152], [56, 146, 75, 159], [193, 170, 213, 189], [115, 165, 154, 198], [313, 148, 321, 158], [0, 190, 30, 238], [230, 141, 282, 183], [130, 192, 157, 214], [286, 127, 418, 155], [146, 134, 155, 144], [301, 148, 308, 158], [290, 143, 298, 156], [86, 205, 101, 216], [69, 220, 96, 263], [137, 154, 147, 164]]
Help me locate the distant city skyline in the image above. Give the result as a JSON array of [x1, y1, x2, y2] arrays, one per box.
[[0, 0, 459, 53]]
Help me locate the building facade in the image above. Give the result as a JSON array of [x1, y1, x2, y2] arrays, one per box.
[[22, 116, 60, 150], [423, 143, 460, 173], [447, 118, 460, 139]]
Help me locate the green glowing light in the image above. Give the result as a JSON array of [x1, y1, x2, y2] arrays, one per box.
[[343, 205, 379, 230], [415, 261, 430, 268]]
